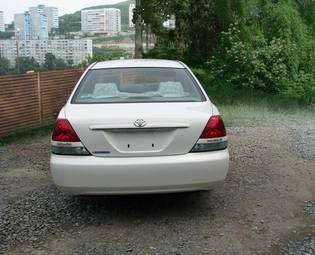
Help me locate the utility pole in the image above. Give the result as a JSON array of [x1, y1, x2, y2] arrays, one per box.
[[134, 0, 143, 58], [16, 28, 20, 74]]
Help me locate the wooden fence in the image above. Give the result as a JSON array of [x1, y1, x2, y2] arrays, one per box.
[[0, 69, 83, 138]]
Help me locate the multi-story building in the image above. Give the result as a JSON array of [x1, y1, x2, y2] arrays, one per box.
[[81, 8, 121, 35], [30, 12, 48, 39], [14, 12, 32, 40], [0, 39, 93, 67], [14, 5, 58, 40], [44, 6, 59, 31], [29, 5, 58, 32], [128, 4, 135, 28], [0, 11, 5, 32]]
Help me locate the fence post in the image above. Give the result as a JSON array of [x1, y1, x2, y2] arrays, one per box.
[[37, 72, 43, 126]]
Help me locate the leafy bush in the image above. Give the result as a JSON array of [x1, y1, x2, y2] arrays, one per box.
[[207, 4, 315, 104], [143, 46, 179, 60], [141, 0, 315, 105]]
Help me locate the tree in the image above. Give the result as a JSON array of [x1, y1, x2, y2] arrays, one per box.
[[294, 0, 315, 33], [140, 0, 246, 65], [44, 53, 68, 70], [6, 22, 14, 31], [15, 57, 41, 74], [0, 31, 14, 39], [134, 0, 143, 58], [0, 57, 10, 75]]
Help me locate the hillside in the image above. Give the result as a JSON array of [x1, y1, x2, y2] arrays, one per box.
[[58, 0, 133, 34]]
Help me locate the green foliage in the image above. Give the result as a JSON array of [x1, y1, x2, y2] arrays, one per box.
[[93, 47, 128, 60], [294, 0, 315, 33], [5, 22, 14, 31], [0, 54, 75, 75], [0, 57, 10, 75], [143, 0, 315, 104], [79, 47, 129, 67], [93, 34, 134, 43], [192, 68, 315, 127], [143, 46, 179, 59], [44, 53, 68, 70], [0, 125, 54, 146], [16, 57, 42, 73], [0, 31, 14, 39], [58, 12, 81, 34], [207, 1, 315, 104]]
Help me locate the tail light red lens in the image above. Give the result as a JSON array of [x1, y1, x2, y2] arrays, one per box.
[[191, 115, 227, 152], [200, 115, 226, 139], [52, 119, 80, 142]]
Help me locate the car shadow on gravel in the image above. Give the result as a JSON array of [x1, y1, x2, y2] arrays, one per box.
[[75, 190, 215, 217]]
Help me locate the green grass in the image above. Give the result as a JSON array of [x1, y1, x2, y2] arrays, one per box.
[[0, 125, 54, 146], [205, 86, 315, 127]]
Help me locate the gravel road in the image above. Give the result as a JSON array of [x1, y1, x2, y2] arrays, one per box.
[[0, 117, 314, 254]]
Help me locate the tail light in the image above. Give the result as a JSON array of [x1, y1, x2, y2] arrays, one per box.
[[51, 119, 90, 155], [191, 115, 228, 152]]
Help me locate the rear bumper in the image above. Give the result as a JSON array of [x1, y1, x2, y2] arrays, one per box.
[[50, 149, 229, 195]]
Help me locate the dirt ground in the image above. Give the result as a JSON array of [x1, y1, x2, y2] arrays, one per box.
[[0, 120, 314, 254]]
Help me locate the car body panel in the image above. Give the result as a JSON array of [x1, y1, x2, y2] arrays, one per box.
[[51, 149, 229, 195]]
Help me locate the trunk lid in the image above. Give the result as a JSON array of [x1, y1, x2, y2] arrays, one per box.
[[65, 102, 212, 157]]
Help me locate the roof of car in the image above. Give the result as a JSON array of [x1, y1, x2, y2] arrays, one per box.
[[91, 59, 185, 69]]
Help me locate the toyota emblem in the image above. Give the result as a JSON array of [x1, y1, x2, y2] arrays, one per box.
[[134, 119, 146, 128]]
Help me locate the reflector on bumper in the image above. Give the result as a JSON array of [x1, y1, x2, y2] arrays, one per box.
[[191, 137, 227, 152], [51, 141, 90, 155]]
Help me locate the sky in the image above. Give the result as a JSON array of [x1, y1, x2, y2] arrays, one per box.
[[1, 0, 124, 23]]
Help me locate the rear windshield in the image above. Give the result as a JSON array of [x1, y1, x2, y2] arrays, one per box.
[[71, 67, 205, 104]]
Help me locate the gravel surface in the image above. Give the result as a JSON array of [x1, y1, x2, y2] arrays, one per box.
[[278, 236, 315, 255], [304, 201, 315, 218], [0, 121, 314, 254]]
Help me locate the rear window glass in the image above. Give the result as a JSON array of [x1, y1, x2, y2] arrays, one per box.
[[71, 67, 205, 104]]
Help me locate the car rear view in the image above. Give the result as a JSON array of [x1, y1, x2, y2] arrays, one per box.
[[50, 59, 229, 195]]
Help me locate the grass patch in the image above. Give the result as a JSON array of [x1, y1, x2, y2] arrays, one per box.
[[205, 86, 315, 126], [0, 125, 54, 146]]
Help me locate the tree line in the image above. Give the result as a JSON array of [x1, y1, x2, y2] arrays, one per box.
[[0, 53, 75, 75], [134, 0, 315, 104]]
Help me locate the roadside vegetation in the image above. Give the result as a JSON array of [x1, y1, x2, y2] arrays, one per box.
[[93, 34, 134, 44], [0, 53, 74, 75], [137, 0, 315, 106], [192, 67, 315, 125], [0, 125, 54, 146]]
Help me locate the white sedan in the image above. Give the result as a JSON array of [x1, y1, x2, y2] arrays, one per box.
[[50, 59, 229, 195]]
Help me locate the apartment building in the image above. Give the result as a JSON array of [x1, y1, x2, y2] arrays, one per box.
[[14, 5, 58, 40], [128, 4, 135, 28], [81, 8, 121, 35], [0, 39, 93, 67], [14, 12, 32, 40], [29, 5, 59, 32], [0, 11, 4, 32]]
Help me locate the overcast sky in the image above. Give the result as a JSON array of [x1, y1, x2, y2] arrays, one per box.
[[2, 0, 124, 23]]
